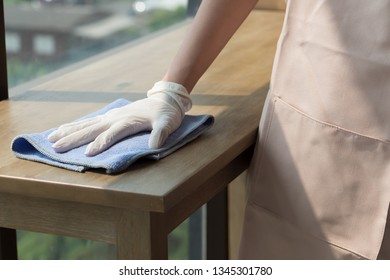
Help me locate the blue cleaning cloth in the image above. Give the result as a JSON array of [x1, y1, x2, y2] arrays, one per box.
[[12, 99, 214, 174]]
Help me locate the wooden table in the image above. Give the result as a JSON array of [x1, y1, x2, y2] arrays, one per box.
[[0, 10, 284, 259]]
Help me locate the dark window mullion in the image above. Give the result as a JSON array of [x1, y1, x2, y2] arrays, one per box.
[[0, 0, 8, 101], [187, 0, 202, 17]]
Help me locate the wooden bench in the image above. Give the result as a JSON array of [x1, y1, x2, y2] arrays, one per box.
[[0, 9, 284, 259]]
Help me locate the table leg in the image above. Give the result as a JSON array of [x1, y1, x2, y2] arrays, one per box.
[[116, 210, 168, 260], [189, 207, 205, 260], [207, 188, 228, 260], [0, 227, 18, 260]]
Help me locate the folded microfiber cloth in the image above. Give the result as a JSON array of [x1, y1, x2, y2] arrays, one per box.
[[11, 99, 214, 174]]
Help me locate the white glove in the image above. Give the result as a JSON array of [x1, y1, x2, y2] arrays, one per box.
[[48, 81, 192, 156]]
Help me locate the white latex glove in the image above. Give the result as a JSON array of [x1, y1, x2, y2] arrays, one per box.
[[48, 81, 192, 156]]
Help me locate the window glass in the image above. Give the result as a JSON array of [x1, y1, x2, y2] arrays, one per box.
[[33, 34, 56, 55], [5, 32, 21, 53], [5, 0, 189, 88], [4, 0, 204, 260]]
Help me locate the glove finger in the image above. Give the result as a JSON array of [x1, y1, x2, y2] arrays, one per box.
[[149, 119, 175, 149], [85, 121, 151, 156], [48, 117, 101, 143], [51, 122, 108, 153]]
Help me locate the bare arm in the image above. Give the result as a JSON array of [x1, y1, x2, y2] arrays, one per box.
[[162, 0, 259, 92]]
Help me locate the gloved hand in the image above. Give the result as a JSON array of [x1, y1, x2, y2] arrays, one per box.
[[48, 81, 192, 156]]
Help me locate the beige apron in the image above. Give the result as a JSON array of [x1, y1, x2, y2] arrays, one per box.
[[239, 0, 390, 259]]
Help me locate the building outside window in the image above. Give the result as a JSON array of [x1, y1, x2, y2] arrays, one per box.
[[33, 34, 55, 55], [5, 31, 21, 53], [3, 0, 203, 260]]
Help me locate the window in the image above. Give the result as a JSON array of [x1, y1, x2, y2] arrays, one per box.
[[5, 32, 21, 54], [2, 0, 204, 260], [4, 0, 198, 88], [33, 34, 55, 55]]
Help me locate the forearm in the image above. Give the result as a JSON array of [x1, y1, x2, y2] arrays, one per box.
[[162, 0, 259, 92]]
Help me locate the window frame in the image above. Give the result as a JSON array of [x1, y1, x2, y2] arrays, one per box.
[[0, 1, 8, 101]]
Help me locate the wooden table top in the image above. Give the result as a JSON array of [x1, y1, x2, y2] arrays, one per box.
[[0, 10, 284, 213]]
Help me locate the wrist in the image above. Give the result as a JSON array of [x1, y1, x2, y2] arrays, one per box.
[[147, 81, 192, 113]]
